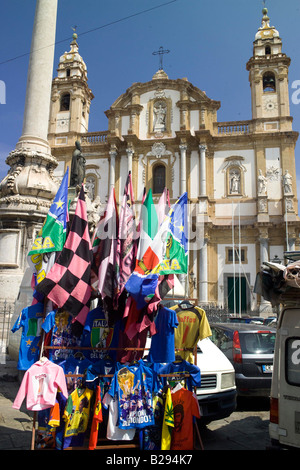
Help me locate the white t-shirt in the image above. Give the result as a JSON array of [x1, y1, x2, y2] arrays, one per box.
[[102, 392, 136, 441]]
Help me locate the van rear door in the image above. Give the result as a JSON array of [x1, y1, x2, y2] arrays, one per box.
[[274, 308, 300, 448]]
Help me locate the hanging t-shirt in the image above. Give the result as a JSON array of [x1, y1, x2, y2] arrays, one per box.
[[102, 392, 136, 441], [80, 306, 121, 362], [85, 359, 115, 397], [63, 387, 93, 448], [108, 360, 158, 430], [171, 303, 212, 363], [171, 387, 200, 450], [42, 310, 82, 363], [158, 360, 201, 391], [89, 385, 103, 450], [58, 355, 92, 393], [11, 302, 49, 370], [148, 306, 178, 363]]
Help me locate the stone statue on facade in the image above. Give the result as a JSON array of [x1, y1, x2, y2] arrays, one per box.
[[258, 169, 267, 195], [283, 170, 292, 194], [70, 140, 86, 187]]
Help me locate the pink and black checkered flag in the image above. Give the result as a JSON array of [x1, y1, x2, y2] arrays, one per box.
[[36, 185, 93, 326]]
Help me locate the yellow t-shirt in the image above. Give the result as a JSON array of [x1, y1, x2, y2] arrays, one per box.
[[171, 304, 212, 363]]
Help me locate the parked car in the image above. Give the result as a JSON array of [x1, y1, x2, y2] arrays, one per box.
[[210, 322, 276, 397], [263, 316, 277, 325], [195, 337, 237, 425]]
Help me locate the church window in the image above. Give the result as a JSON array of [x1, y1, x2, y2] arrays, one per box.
[[66, 68, 71, 77], [60, 93, 70, 111], [265, 45, 271, 55], [153, 164, 166, 194], [263, 72, 276, 92]]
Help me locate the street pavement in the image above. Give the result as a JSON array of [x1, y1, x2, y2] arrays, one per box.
[[0, 356, 274, 452]]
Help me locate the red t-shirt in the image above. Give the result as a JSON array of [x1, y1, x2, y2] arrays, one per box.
[[171, 388, 200, 450]]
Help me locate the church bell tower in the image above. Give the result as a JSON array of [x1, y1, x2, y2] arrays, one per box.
[[48, 32, 94, 148], [246, 8, 292, 131]]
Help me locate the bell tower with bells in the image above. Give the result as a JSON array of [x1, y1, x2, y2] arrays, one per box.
[[246, 7, 292, 131]]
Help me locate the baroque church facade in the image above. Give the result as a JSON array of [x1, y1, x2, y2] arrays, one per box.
[[1, 7, 299, 316]]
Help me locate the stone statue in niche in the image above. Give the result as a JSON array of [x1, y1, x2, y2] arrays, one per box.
[[229, 169, 240, 194], [258, 169, 267, 195], [283, 170, 293, 194], [85, 176, 95, 201], [70, 140, 86, 187], [153, 101, 167, 132]]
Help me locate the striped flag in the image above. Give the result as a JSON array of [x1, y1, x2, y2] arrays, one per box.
[[35, 185, 93, 326], [114, 172, 137, 306], [125, 191, 188, 309], [28, 169, 69, 289], [91, 186, 119, 300]]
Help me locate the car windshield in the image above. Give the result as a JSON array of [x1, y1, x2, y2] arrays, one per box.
[[239, 331, 276, 354]]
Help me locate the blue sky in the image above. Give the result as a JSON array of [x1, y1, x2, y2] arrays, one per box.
[[0, 0, 300, 199]]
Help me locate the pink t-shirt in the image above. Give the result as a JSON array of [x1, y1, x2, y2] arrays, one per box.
[[12, 359, 68, 411]]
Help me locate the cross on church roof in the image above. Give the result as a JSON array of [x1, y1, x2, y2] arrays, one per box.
[[152, 46, 170, 71]]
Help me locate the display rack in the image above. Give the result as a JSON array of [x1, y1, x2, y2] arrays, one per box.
[[30, 339, 204, 451]]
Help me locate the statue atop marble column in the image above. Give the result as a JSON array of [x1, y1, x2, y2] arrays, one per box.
[[70, 140, 86, 187]]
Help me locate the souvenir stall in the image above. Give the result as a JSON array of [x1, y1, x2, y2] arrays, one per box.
[[11, 173, 211, 451]]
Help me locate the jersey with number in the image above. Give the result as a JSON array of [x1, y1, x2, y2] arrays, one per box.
[[171, 304, 212, 363]]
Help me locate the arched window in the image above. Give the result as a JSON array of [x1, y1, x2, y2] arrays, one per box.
[[60, 93, 70, 111], [263, 72, 276, 92], [153, 164, 166, 194]]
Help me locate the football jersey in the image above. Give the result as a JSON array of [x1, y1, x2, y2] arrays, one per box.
[[11, 303, 48, 370], [81, 306, 120, 362], [171, 303, 211, 363]]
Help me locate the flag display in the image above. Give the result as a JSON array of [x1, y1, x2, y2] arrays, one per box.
[[115, 172, 137, 305], [35, 185, 93, 325], [28, 169, 69, 286], [91, 187, 119, 300], [125, 192, 188, 308]]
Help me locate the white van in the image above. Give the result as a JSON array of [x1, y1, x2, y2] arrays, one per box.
[[269, 307, 300, 449], [195, 337, 237, 424]]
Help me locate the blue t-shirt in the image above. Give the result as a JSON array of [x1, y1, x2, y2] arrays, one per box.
[[11, 302, 49, 370], [80, 306, 120, 362], [108, 359, 159, 430], [148, 306, 178, 363], [42, 310, 82, 363], [158, 360, 201, 390]]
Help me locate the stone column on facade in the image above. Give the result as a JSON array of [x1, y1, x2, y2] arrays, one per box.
[[199, 144, 207, 196], [109, 149, 117, 190], [258, 229, 273, 313], [179, 144, 187, 194], [198, 236, 208, 303], [126, 147, 134, 175]]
